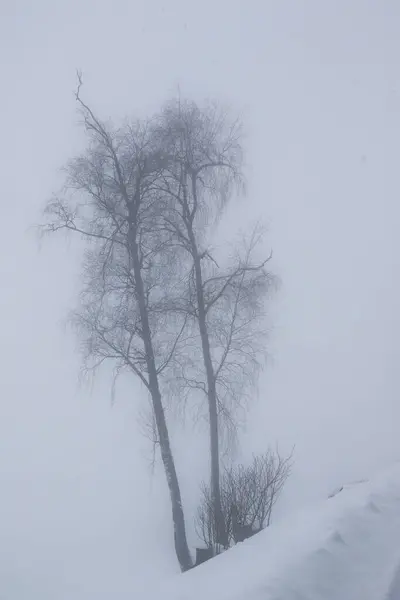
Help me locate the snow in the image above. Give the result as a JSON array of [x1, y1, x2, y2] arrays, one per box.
[[145, 462, 400, 600]]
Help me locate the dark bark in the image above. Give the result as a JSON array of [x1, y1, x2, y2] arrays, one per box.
[[128, 216, 192, 571], [171, 160, 229, 549], [187, 219, 229, 549], [195, 547, 214, 566]]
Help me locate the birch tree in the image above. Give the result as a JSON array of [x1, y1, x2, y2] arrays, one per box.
[[152, 99, 275, 548], [42, 79, 192, 571]]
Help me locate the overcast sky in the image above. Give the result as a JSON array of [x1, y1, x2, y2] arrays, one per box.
[[1, 1, 399, 598]]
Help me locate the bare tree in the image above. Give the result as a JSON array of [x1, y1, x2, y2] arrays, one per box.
[[151, 98, 275, 548], [41, 78, 192, 571], [196, 449, 293, 552]]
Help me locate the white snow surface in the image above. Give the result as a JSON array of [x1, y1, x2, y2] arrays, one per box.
[[146, 462, 400, 600]]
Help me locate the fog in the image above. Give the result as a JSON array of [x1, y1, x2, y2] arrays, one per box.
[[1, 1, 399, 597]]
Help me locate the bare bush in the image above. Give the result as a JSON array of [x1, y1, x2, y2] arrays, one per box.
[[195, 449, 293, 552]]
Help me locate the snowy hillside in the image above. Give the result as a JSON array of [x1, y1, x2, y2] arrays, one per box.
[[146, 463, 400, 600]]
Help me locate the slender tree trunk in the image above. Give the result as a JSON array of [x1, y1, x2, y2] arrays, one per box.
[[187, 225, 229, 549], [128, 223, 192, 572]]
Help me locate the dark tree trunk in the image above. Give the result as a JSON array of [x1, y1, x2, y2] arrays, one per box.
[[195, 547, 214, 566], [129, 225, 192, 572], [188, 226, 229, 550]]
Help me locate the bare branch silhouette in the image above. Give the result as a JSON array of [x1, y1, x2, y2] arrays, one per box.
[[41, 78, 192, 572]]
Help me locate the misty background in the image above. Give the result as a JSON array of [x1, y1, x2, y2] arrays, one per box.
[[1, 1, 399, 598]]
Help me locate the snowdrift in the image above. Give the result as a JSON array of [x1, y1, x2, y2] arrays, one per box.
[[146, 462, 400, 600]]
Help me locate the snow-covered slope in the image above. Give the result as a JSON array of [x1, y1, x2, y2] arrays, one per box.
[[146, 463, 400, 600]]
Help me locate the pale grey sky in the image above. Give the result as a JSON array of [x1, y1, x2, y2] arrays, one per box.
[[1, 1, 399, 598]]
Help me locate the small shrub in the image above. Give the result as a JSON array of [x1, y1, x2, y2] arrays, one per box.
[[195, 448, 293, 554]]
